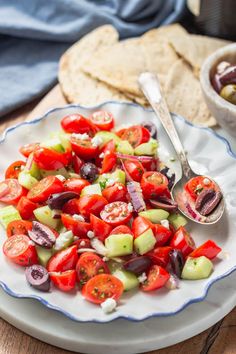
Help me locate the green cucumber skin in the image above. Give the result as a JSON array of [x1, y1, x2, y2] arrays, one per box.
[[168, 213, 187, 229], [116, 141, 134, 155], [113, 269, 139, 291], [181, 256, 213, 280], [0, 206, 22, 229], [105, 234, 133, 257], [139, 209, 169, 223], [134, 228, 156, 255], [134, 139, 158, 156], [18, 171, 38, 190]]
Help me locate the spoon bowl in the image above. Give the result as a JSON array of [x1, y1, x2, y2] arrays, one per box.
[[138, 72, 225, 225]]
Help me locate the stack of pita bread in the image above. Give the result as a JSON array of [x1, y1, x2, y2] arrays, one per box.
[[59, 24, 229, 127]]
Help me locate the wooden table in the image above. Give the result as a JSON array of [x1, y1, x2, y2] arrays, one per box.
[[0, 86, 236, 354]]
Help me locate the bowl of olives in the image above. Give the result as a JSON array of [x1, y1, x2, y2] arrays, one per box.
[[200, 43, 236, 137]]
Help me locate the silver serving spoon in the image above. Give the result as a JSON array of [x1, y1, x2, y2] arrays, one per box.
[[138, 72, 225, 225]]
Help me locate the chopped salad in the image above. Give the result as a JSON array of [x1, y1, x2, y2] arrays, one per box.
[[0, 111, 222, 313]]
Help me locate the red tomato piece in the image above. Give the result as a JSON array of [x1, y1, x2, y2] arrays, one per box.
[[110, 225, 133, 236], [61, 114, 97, 136], [132, 216, 153, 239], [118, 126, 150, 148], [33, 146, 71, 170], [27, 176, 64, 203], [142, 157, 159, 172], [0, 179, 26, 205], [76, 252, 110, 285], [3, 234, 38, 266], [62, 198, 80, 215], [61, 213, 91, 237], [141, 265, 170, 291], [47, 245, 78, 273], [63, 178, 90, 194], [5, 161, 26, 179], [19, 142, 40, 158], [50, 270, 76, 292], [100, 140, 117, 174], [82, 274, 123, 304], [71, 154, 84, 174], [170, 226, 196, 257], [17, 197, 38, 220], [78, 195, 108, 219], [90, 214, 112, 242], [73, 238, 91, 249], [189, 240, 222, 260], [123, 160, 144, 182], [141, 172, 169, 199], [152, 224, 172, 246], [147, 246, 172, 268], [102, 183, 127, 203], [184, 176, 217, 201], [89, 111, 114, 131], [6, 220, 32, 238], [100, 201, 132, 226], [70, 137, 99, 160]]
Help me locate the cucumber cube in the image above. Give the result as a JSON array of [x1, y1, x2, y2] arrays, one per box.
[[139, 209, 169, 223], [0, 206, 22, 228], [116, 141, 134, 155], [134, 228, 156, 255], [168, 213, 187, 229], [18, 171, 38, 190], [40, 167, 69, 179], [113, 269, 139, 291], [36, 246, 53, 267], [24, 156, 41, 180], [181, 256, 213, 280], [111, 169, 126, 185], [33, 206, 59, 229], [134, 139, 158, 156], [105, 234, 133, 257], [50, 132, 72, 151], [94, 131, 120, 146], [41, 138, 64, 153], [81, 184, 102, 196]]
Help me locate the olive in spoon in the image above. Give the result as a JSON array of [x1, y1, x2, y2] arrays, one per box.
[[138, 72, 225, 225]]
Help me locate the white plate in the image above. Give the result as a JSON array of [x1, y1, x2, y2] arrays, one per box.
[[0, 102, 236, 323]]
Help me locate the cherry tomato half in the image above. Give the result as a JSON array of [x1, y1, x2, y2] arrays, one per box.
[[3, 234, 38, 266], [100, 201, 132, 226], [33, 146, 71, 170], [76, 252, 110, 286], [118, 126, 150, 148], [152, 224, 172, 246], [132, 216, 153, 239], [89, 111, 114, 131], [5, 161, 26, 179], [82, 274, 123, 304], [27, 176, 64, 203], [50, 270, 76, 292], [78, 195, 108, 219], [147, 246, 172, 268], [63, 178, 90, 194], [90, 214, 112, 242], [189, 240, 221, 260], [102, 183, 127, 203], [19, 142, 40, 158], [6, 220, 32, 238], [184, 176, 217, 201], [47, 245, 78, 273], [141, 265, 170, 291], [141, 172, 169, 199], [71, 137, 99, 160], [17, 197, 38, 220], [61, 213, 91, 237], [62, 198, 80, 215], [110, 225, 133, 236], [0, 179, 26, 205], [170, 226, 196, 257], [61, 114, 97, 136], [123, 160, 144, 182], [71, 154, 84, 174]]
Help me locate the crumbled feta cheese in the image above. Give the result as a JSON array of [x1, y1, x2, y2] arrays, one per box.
[[101, 298, 117, 314], [73, 214, 85, 222], [91, 136, 103, 147], [29, 240, 35, 246], [99, 152, 105, 158], [203, 178, 211, 185], [138, 273, 147, 284], [54, 231, 73, 251], [106, 178, 115, 187], [90, 238, 108, 256], [78, 248, 97, 253], [127, 203, 133, 212], [102, 256, 109, 262], [80, 240, 86, 247], [56, 175, 66, 182], [71, 133, 89, 140], [161, 219, 169, 229], [117, 185, 123, 190], [87, 231, 95, 239]]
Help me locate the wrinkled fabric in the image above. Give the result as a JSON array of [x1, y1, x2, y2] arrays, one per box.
[[0, 0, 186, 117]]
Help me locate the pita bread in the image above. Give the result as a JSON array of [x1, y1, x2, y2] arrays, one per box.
[[164, 59, 216, 127]]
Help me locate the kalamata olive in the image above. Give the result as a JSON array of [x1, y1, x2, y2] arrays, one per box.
[[25, 265, 50, 292], [28, 221, 56, 248], [150, 197, 178, 211], [123, 256, 151, 275], [141, 122, 157, 139], [195, 189, 222, 216], [80, 162, 99, 182], [47, 191, 79, 210], [169, 249, 184, 278], [219, 65, 236, 85], [160, 166, 175, 190], [220, 84, 236, 105]]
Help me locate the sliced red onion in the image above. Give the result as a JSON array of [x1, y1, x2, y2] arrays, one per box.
[[25, 153, 34, 171], [185, 202, 202, 221], [127, 181, 146, 212], [116, 152, 154, 162], [150, 197, 178, 211]]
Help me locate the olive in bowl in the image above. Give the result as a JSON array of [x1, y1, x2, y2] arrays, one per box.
[[200, 43, 236, 137]]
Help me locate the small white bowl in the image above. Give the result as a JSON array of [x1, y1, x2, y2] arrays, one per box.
[[200, 43, 236, 137]]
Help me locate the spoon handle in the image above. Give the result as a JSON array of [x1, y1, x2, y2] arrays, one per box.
[[138, 72, 192, 179]]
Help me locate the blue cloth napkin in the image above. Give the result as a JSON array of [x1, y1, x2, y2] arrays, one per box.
[[0, 0, 186, 117]]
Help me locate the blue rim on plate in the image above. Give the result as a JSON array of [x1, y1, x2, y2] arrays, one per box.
[[0, 101, 236, 323]]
